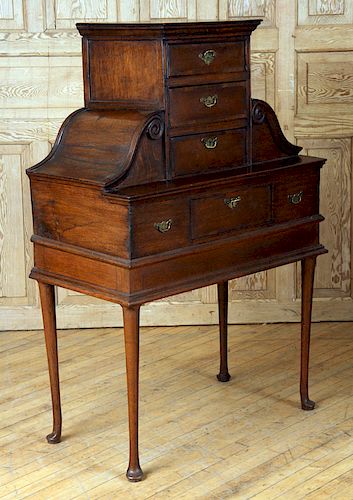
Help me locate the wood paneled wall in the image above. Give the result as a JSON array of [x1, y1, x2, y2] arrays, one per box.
[[1, 0, 352, 329]]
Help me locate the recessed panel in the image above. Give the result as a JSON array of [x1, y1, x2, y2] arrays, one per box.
[[89, 40, 164, 107]]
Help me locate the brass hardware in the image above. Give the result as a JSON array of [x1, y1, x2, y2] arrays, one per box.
[[288, 191, 303, 205], [200, 95, 218, 108], [224, 196, 241, 209], [201, 136, 218, 149], [198, 49, 216, 65], [154, 219, 172, 233]]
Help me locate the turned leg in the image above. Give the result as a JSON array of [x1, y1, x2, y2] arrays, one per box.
[[217, 281, 231, 382], [122, 305, 143, 482], [38, 282, 62, 443], [300, 256, 316, 411]]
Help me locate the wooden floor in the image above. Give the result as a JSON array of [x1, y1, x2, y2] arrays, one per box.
[[0, 322, 352, 499]]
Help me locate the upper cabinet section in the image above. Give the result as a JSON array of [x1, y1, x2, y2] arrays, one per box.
[[77, 21, 261, 110], [28, 21, 302, 190]]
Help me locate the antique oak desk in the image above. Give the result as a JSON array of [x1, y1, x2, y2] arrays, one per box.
[[27, 21, 327, 481]]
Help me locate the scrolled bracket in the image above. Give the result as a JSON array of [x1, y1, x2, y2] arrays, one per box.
[[251, 98, 302, 160], [252, 101, 266, 124], [146, 117, 164, 140]]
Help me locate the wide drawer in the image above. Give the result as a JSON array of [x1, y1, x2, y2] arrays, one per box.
[[191, 184, 271, 240], [168, 41, 246, 77], [169, 82, 247, 128], [132, 199, 189, 257], [170, 128, 247, 177], [273, 170, 319, 222]]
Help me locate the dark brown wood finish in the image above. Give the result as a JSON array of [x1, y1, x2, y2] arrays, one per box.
[[122, 305, 143, 481], [300, 256, 317, 411], [217, 281, 231, 383], [170, 127, 247, 177], [168, 41, 246, 77], [168, 81, 247, 128], [26, 21, 327, 481], [38, 282, 62, 444]]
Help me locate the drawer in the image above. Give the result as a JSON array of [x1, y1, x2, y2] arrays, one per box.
[[169, 82, 247, 128], [191, 185, 271, 240], [171, 128, 247, 177], [273, 170, 319, 222], [132, 199, 189, 257], [168, 41, 246, 77]]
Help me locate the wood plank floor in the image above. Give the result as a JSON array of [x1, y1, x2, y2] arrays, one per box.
[[0, 322, 352, 499]]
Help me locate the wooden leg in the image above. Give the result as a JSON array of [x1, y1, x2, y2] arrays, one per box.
[[300, 256, 316, 411], [123, 305, 143, 482], [38, 282, 62, 443], [217, 281, 231, 382]]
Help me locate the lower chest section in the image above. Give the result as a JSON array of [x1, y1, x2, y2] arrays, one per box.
[[130, 166, 320, 258]]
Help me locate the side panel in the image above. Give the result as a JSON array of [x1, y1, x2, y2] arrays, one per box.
[[30, 179, 129, 258], [86, 40, 164, 109]]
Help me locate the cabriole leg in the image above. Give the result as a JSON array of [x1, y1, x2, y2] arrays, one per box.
[[217, 281, 231, 382], [38, 282, 62, 443], [123, 305, 143, 482], [300, 256, 316, 411]]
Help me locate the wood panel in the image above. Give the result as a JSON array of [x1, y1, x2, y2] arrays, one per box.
[[219, 0, 276, 26], [296, 138, 351, 299], [0, 0, 24, 30], [140, 0, 196, 21], [1, 0, 353, 328], [0, 148, 26, 298], [298, 0, 351, 25], [0, 138, 48, 310], [47, 0, 118, 29], [251, 51, 275, 107], [298, 51, 353, 115], [150, 0, 187, 18], [294, 3, 353, 317], [0, 56, 83, 119]]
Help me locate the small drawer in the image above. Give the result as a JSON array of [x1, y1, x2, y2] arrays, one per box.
[[132, 199, 189, 257], [168, 41, 246, 77], [169, 82, 247, 128], [191, 185, 271, 240], [170, 128, 247, 177], [273, 171, 319, 222]]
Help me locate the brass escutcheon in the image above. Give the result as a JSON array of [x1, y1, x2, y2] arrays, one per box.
[[201, 136, 218, 149], [224, 196, 241, 209], [198, 49, 216, 65], [288, 191, 303, 204], [200, 95, 218, 108], [154, 219, 172, 233]]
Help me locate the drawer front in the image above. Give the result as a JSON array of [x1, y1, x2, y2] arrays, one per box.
[[168, 41, 246, 77], [273, 170, 319, 222], [191, 185, 271, 240], [133, 199, 189, 257], [171, 128, 247, 177], [169, 82, 247, 128]]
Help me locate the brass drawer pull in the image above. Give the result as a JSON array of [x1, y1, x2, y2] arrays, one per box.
[[224, 196, 241, 209], [288, 191, 303, 205], [154, 219, 172, 233], [198, 49, 216, 65], [200, 94, 218, 108], [201, 136, 218, 149]]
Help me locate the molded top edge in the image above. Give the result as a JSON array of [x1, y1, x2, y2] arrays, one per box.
[[76, 20, 262, 37]]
